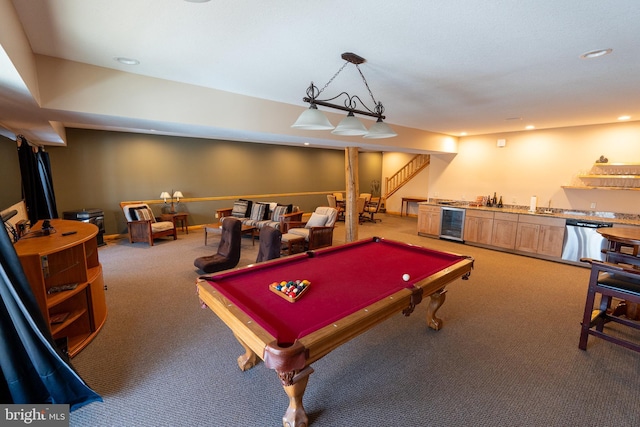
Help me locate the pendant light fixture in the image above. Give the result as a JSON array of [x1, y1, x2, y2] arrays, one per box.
[[291, 52, 397, 138]]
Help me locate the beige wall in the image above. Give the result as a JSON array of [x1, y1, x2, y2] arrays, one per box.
[[426, 121, 640, 214], [382, 152, 429, 215]]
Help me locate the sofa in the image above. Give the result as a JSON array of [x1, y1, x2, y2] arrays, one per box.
[[216, 200, 303, 231]]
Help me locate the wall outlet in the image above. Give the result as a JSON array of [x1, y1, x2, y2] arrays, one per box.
[[590, 202, 597, 209]]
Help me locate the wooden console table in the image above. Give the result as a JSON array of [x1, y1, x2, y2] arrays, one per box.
[[401, 197, 429, 216]]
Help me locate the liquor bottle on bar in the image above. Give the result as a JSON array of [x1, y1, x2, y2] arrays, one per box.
[[486, 194, 492, 207], [497, 196, 503, 208]]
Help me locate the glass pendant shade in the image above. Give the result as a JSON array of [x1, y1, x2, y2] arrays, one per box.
[[363, 118, 398, 139], [331, 112, 368, 136], [291, 105, 334, 130]]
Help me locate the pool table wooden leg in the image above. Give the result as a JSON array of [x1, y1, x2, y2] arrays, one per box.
[[279, 366, 313, 427], [233, 333, 258, 371], [426, 288, 447, 330]]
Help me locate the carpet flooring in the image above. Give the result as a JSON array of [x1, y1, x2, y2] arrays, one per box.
[[69, 214, 640, 426]]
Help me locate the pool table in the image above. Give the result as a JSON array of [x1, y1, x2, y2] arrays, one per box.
[[196, 237, 473, 426]]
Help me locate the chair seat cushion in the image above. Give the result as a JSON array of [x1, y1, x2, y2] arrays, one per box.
[[288, 228, 309, 241], [246, 219, 283, 230], [599, 272, 640, 297], [151, 221, 175, 232], [194, 253, 238, 274]]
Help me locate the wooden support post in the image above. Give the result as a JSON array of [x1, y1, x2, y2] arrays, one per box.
[[345, 147, 359, 243]]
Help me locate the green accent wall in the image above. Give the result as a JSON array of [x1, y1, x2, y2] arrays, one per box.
[[6, 129, 381, 234], [0, 135, 22, 210]]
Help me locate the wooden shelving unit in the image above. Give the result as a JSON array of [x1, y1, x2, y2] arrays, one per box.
[[14, 219, 107, 357], [563, 162, 640, 190]]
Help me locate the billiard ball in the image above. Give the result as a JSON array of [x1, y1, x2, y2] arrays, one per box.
[[402, 274, 410, 282]]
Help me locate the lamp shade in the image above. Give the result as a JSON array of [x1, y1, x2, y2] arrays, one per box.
[[173, 191, 184, 199], [331, 112, 368, 136], [363, 118, 398, 139], [160, 191, 171, 200], [291, 105, 334, 130]]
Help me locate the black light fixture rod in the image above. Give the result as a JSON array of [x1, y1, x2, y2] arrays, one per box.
[[303, 98, 385, 120]]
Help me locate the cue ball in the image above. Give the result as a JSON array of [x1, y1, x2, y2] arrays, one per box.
[[402, 274, 410, 282]]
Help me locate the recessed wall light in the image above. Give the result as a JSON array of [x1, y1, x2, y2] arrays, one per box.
[[579, 48, 613, 59], [525, 125, 535, 130], [618, 115, 631, 121], [114, 57, 140, 65]]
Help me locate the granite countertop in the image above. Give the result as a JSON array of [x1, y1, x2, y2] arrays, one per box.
[[419, 201, 640, 226]]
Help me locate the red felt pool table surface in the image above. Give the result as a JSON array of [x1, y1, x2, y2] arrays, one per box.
[[201, 237, 469, 344], [197, 237, 473, 427]]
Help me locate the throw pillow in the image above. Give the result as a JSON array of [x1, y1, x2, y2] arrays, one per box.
[[250, 203, 266, 221], [278, 203, 294, 213], [256, 202, 271, 220], [306, 213, 328, 228], [135, 207, 154, 222], [271, 205, 288, 222], [231, 200, 249, 218]]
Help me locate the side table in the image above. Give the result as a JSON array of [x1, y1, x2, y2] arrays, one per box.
[[161, 213, 189, 234]]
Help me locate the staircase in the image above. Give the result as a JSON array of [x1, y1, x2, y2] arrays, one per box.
[[384, 154, 430, 201]]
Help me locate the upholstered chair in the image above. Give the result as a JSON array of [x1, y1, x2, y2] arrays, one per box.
[[362, 197, 382, 223], [194, 217, 242, 274], [256, 226, 282, 263]]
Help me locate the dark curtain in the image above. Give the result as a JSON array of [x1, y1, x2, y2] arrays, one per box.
[[0, 223, 101, 408], [17, 136, 59, 225]]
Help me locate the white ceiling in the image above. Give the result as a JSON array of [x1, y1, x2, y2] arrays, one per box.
[[1, 0, 639, 151]]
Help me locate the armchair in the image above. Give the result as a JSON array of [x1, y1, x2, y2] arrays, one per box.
[[120, 202, 176, 246], [284, 207, 338, 251], [327, 194, 344, 221]]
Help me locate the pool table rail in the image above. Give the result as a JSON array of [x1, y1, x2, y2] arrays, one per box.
[[197, 282, 276, 371]]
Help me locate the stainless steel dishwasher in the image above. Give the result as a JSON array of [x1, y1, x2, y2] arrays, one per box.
[[561, 219, 613, 262]]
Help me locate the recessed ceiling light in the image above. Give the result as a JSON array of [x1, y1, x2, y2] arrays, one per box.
[[459, 132, 467, 136], [525, 125, 535, 130], [579, 48, 612, 59], [303, 142, 310, 146], [114, 57, 140, 65], [618, 115, 631, 121]]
